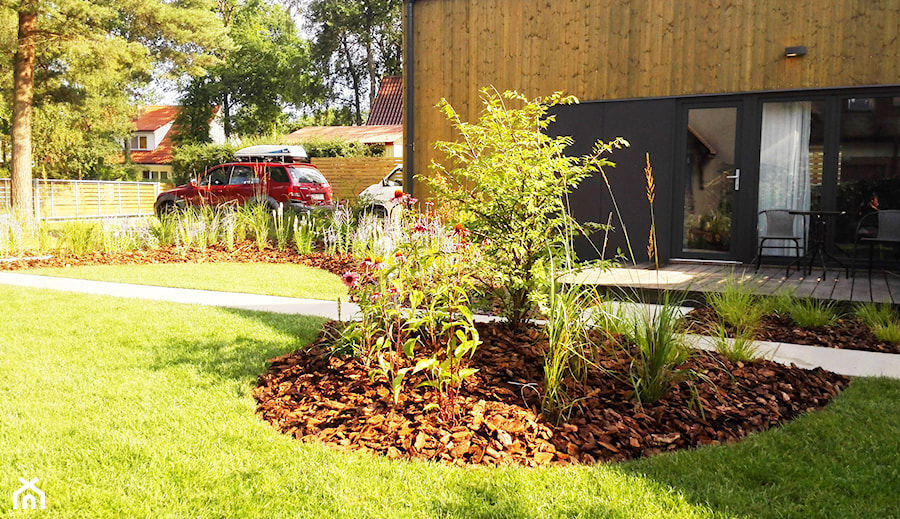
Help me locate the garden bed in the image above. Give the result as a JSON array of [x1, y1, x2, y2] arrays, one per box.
[[684, 307, 900, 355], [0, 244, 359, 274], [2, 246, 864, 466], [254, 320, 848, 467]]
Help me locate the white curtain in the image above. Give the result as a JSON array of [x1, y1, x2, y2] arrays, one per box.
[[758, 102, 812, 254]]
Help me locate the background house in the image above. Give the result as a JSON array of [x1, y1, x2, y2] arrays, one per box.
[[127, 105, 225, 182], [404, 1, 900, 266], [287, 76, 404, 157]]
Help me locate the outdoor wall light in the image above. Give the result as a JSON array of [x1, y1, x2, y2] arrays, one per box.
[[784, 45, 808, 57]]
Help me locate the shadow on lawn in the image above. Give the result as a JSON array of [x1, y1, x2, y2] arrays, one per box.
[[149, 308, 325, 385], [427, 478, 631, 519], [619, 377, 900, 519]]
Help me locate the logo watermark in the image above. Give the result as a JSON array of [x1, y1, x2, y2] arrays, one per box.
[[12, 478, 45, 510]]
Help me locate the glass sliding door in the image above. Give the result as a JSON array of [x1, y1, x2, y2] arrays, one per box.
[[834, 96, 900, 253], [756, 101, 824, 256], [681, 106, 740, 256]]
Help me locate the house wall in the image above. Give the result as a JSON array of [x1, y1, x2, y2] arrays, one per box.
[[408, 0, 900, 185], [407, 0, 900, 263]]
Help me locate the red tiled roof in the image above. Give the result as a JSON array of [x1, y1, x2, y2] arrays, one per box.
[[286, 125, 403, 145], [130, 143, 173, 165], [127, 105, 179, 165], [121, 105, 223, 166], [133, 105, 180, 132], [366, 76, 402, 126]]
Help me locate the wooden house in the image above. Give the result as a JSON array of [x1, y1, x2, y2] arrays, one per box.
[[402, 0, 900, 266]]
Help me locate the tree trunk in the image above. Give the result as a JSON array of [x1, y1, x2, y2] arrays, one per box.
[[222, 93, 232, 138], [340, 36, 363, 125], [366, 36, 377, 110], [11, 8, 37, 223]]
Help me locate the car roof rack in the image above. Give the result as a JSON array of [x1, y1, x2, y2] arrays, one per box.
[[234, 145, 310, 164]]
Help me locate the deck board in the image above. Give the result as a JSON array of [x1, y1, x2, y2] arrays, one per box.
[[870, 272, 893, 304], [811, 273, 839, 300], [565, 262, 900, 306], [884, 272, 900, 304]]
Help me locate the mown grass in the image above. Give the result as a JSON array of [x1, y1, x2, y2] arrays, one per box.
[[1, 287, 898, 518], [28, 262, 348, 301]]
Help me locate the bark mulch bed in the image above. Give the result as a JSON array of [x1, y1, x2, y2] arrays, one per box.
[[254, 321, 848, 467], [684, 307, 900, 355], [0, 244, 359, 275]]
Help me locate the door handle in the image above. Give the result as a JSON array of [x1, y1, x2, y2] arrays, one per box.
[[726, 168, 741, 191]]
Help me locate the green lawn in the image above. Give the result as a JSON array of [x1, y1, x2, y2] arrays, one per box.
[[1, 286, 898, 518], [29, 262, 348, 301]]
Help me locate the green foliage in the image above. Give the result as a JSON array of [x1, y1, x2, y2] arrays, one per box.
[[625, 298, 692, 404], [712, 323, 761, 363], [541, 277, 601, 421], [872, 322, 900, 344], [239, 202, 275, 251], [177, 0, 321, 141], [296, 136, 377, 158], [427, 87, 625, 326], [336, 205, 482, 420], [58, 221, 101, 256], [292, 105, 357, 127], [775, 294, 841, 328], [1, 0, 228, 180], [855, 303, 900, 344], [170, 142, 238, 185], [706, 279, 766, 333], [854, 302, 896, 329], [306, 0, 401, 124]]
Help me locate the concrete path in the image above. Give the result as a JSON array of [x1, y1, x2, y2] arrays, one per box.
[[3, 272, 900, 379], [0, 271, 358, 320]]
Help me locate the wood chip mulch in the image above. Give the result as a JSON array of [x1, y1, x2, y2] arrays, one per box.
[[254, 321, 848, 467], [0, 245, 359, 275], [684, 307, 900, 355]]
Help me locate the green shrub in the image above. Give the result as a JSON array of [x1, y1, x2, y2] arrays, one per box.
[[855, 302, 896, 329], [873, 323, 900, 344], [295, 136, 376, 158], [856, 303, 900, 343], [58, 221, 101, 256], [625, 297, 692, 404], [787, 297, 841, 328], [706, 279, 766, 332], [712, 323, 761, 363], [427, 87, 626, 326]]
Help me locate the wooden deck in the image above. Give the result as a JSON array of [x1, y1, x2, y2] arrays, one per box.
[[565, 263, 900, 306]]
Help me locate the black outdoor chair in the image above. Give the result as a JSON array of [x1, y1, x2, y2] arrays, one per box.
[[755, 209, 804, 275], [851, 209, 900, 277]]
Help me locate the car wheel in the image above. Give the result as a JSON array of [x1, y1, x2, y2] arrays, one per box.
[[369, 205, 388, 218], [155, 200, 176, 217]]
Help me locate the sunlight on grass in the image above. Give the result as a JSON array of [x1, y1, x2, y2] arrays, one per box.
[[28, 262, 348, 301], [1, 287, 897, 518]]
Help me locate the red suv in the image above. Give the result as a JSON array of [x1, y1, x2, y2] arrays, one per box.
[[154, 145, 333, 216]]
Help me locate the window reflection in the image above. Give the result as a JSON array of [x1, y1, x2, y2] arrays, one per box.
[[835, 97, 900, 250]]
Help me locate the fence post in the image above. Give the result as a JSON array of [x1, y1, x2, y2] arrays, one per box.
[[32, 179, 40, 220]]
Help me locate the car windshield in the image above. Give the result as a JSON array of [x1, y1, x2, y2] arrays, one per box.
[[287, 167, 327, 185]]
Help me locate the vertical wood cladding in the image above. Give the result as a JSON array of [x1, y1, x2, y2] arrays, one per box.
[[409, 0, 900, 186]]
